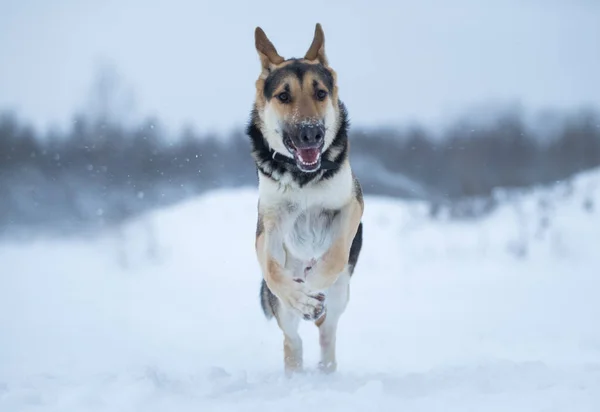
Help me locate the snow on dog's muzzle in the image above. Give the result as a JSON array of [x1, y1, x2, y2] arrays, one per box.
[[284, 123, 325, 173]]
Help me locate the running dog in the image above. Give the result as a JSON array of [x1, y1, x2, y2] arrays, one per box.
[[247, 23, 364, 375]]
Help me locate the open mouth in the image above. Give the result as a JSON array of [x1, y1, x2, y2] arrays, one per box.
[[283, 136, 322, 173]]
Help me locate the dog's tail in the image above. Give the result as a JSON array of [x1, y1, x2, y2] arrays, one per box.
[[259, 279, 278, 320]]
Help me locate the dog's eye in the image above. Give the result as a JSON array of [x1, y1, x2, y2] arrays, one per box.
[[277, 92, 290, 103], [316, 90, 328, 101]]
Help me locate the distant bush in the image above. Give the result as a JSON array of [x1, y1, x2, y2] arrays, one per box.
[[0, 104, 599, 235], [350, 107, 600, 199]]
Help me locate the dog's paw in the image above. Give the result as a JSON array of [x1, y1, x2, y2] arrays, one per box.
[[318, 360, 337, 374], [282, 278, 326, 321]]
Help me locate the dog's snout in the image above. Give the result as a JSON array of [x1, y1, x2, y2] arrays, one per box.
[[298, 124, 324, 146]]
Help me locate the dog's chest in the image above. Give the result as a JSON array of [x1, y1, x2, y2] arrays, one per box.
[[282, 205, 339, 262]]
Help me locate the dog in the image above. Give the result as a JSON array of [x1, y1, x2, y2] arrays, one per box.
[[247, 23, 364, 376]]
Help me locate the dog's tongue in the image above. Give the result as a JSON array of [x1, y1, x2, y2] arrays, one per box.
[[297, 148, 320, 165]]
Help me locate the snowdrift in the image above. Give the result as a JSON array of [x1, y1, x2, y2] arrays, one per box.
[[1, 168, 600, 411]]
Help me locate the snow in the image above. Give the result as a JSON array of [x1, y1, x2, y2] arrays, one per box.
[[2, 169, 600, 411]]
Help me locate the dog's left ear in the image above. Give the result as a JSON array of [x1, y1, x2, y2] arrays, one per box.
[[304, 23, 328, 66]]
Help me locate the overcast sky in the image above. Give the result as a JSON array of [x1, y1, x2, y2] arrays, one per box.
[[1, 0, 599, 135]]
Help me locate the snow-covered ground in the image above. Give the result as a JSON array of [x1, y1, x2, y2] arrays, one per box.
[[2, 169, 600, 411]]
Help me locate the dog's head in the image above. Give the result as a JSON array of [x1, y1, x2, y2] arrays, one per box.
[[253, 24, 341, 173]]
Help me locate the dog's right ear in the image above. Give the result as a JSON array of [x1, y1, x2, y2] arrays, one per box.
[[255, 27, 284, 74]]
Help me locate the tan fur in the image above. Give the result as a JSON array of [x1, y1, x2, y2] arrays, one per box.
[[254, 25, 339, 111], [308, 197, 362, 291], [256, 212, 324, 314], [255, 212, 286, 287], [281, 330, 302, 373], [254, 27, 284, 69], [251, 23, 363, 375], [255, 213, 294, 287], [314, 313, 326, 327], [267, 72, 332, 122], [304, 23, 328, 65], [254, 64, 338, 111], [254, 179, 361, 313]]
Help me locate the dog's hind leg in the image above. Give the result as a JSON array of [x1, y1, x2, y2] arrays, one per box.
[[316, 269, 350, 373], [274, 303, 303, 377]]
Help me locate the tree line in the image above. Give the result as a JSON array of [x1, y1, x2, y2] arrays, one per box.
[[1, 104, 599, 235]]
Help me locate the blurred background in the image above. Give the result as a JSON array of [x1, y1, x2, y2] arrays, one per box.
[[1, 0, 599, 236], [2, 2, 600, 409]]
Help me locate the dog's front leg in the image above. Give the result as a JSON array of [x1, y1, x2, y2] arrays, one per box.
[[256, 218, 326, 375], [308, 197, 363, 292], [256, 216, 326, 321], [306, 198, 362, 373]]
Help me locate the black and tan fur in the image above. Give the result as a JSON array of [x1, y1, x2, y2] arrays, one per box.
[[247, 23, 363, 375]]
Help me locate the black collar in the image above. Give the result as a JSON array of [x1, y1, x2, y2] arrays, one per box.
[[270, 149, 340, 171]]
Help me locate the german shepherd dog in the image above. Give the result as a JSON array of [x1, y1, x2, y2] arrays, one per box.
[[247, 23, 364, 375]]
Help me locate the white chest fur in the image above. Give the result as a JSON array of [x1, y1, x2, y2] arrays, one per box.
[[259, 163, 354, 273], [283, 205, 340, 262]]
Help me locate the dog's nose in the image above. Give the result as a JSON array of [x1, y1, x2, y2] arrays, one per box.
[[298, 124, 324, 146]]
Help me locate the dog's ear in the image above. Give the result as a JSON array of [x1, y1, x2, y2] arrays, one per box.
[[304, 23, 328, 66], [255, 27, 284, 73]]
